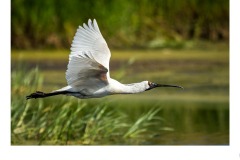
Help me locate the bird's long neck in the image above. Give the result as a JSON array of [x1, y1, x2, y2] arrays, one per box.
[[121, 83, 145, 94], [109, 79, 146, 94]]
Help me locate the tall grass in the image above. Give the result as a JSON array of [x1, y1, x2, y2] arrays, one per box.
[[11, 0, 228, 49], [11, 67, 170, 145]]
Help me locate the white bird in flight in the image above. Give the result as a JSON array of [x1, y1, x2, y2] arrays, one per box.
[[26, 19, 183, 100]]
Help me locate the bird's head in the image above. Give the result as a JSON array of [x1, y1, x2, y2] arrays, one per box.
[[145, 81, 183, 91]]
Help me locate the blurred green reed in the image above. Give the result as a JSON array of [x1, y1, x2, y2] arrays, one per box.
[[11, 67, 169, 145]]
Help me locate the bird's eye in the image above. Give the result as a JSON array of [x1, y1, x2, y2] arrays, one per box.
[[145, 81, 153, 91], [148, 81, 151, 86], [148, 81, 153, 87]]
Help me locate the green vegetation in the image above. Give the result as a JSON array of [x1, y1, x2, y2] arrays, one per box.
[[11, 0, 229, 145], [11, 44, 229, 145], [11, 63, 171, 145], [11, 0, 228, 49]]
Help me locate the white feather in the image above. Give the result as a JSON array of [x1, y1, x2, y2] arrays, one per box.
[[69, 19, 111, 77], [26, 19, 182, 100]]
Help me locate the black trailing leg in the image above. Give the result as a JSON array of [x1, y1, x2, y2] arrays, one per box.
[[26, 91, 49, 99], [26, 91, 69, 100]]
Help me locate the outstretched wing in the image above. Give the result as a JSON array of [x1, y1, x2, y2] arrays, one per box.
[[66, 19, 111, 94], [70, 19, 111, 77], [66, 55, 108, 94]]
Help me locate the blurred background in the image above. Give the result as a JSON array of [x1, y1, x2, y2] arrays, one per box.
[[11, 0, 229, 145], [12, 0, 229, 49]]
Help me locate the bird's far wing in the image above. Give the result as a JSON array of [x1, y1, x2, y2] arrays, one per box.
[[70, 19, 111, 77], [66, 54, 109, 94]]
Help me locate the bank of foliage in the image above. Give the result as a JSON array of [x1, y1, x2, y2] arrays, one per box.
[[12, 0, 228, 49]]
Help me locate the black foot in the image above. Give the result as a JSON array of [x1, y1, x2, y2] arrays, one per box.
[[26, 91, 45, 100]]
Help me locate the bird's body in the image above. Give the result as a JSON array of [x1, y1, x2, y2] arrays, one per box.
[[26, 19, 182, 100]]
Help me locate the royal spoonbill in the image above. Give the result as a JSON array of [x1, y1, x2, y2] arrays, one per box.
[[26, 19, 183, 100]]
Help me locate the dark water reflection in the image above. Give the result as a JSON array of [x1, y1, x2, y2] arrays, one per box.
[[109, 98, 229, 145], [138, 101, 229, 145], [155, 102, 229, 145]]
